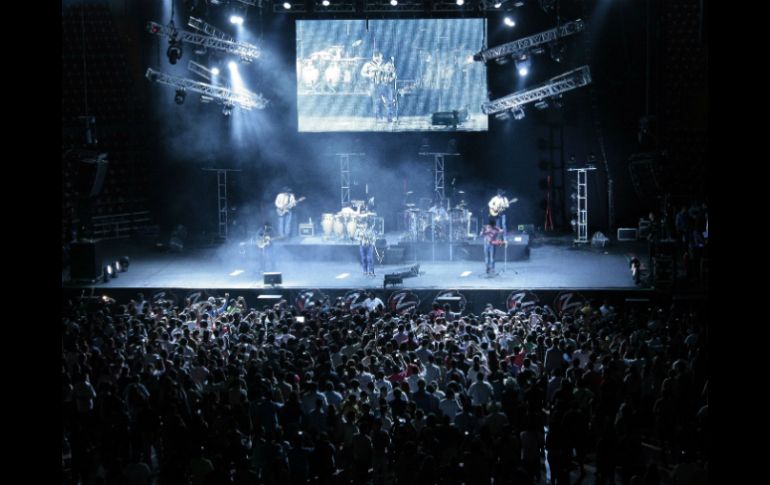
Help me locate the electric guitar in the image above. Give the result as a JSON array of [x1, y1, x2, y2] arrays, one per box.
[[257, 235, 271, 249], [275, 196, 306, 216], [489, 197, 518, 217]]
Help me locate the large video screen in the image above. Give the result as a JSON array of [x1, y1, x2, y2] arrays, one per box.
[[296, 19, 488, 132]]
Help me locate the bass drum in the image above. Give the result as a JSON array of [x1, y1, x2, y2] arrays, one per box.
[[321, 213, 335, 237], [333, 215, 346, 238]]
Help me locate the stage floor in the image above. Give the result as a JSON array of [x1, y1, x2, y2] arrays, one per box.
[[63, 235, 645, 290]]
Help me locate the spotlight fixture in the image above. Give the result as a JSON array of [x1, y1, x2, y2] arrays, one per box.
[[211, 67, 220, 76], [222, 103, 234, 116], [283, 2, 291, 9], [456, 0, 465, 5], [119, 256, 130, 270], [390, 0, 398, 5], [174, 88, 186, 105], [114, 260, 122, 273], [104, 264, 115, 282], [322, 0, 330, 5], [504, 17, 515, 27], [167, 39, 182, 65], [512, 106, 525, 120], [494, 2, 502, 8], [230, 15, 244, 25], [515, 55, 530, 76], [494, 110, 511, 121]]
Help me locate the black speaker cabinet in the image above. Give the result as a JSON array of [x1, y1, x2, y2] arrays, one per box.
[[70, 241, 102, 280]]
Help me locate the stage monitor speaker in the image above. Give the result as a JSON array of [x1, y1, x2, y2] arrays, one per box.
[[263, 272, 282, 287], [617, 228, 638, 241], [299, 223, 314, 236], [70, 240, 102, 280], [517, 224, 535, 234]]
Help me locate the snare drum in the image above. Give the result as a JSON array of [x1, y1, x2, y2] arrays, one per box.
[[346, 215, 359, 239]]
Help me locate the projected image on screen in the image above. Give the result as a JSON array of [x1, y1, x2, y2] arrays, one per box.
[[297, 19, 488, 132]]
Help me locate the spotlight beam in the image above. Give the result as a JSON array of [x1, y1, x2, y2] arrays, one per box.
[[146, 21, 261, 62], [474, 19, 585, 63], [481, 65, 591, 115], [145, 68, 268, 110]]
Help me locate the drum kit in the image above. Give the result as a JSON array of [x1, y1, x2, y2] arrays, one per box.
[[402, 191, 473, 242]]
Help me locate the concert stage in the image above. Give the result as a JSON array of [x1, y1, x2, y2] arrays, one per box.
[[63, 233, 644, 291]]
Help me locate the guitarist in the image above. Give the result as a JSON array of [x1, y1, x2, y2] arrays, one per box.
[[274, 187, 305, 238], [488, 189, 517, 236], [257, 222, 275, 272], [480, 218, 504, 275]]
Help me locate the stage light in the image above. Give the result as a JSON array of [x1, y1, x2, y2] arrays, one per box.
[[456, 0, 465, 5], [167, 40, 182, 65], [512, 106, 525, 120], [504, 17, 515, 27], [211, 67, 220, 76], [114, 260, 122, 273], [515, 55, 530, 76], [494, 2, 502, 8], [230, 15, 244, 25], [228, 61, 238, 70], [494, 110, 511, 121], [104, 264, 115, 282], [222, 103, 233, 116], [119, 256, 130, 270], [390, 0, 398, 5], [322, 0, 330, 6], [174, 89, 186, 105], [283, 2, 291, 9]]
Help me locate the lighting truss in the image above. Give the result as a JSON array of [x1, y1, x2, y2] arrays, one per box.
[[314, 1, 356, 12], [481, 65, 591, 115], [145, 68, 267, 110], [363, 0, 424, 13], [188, 17, 236, 43], [474, 19, 585, 63], [272, 2, 309, 12], [146, 21, 261, 62], [188, 60, 215, 82], [432, 0, 471, 12]]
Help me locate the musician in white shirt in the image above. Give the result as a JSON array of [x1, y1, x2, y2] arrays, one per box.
[[488, 189, 510, 235], [274, 187, 296, 238]]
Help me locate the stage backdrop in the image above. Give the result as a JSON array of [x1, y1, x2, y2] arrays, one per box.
[[296, 19, 488, 133]]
